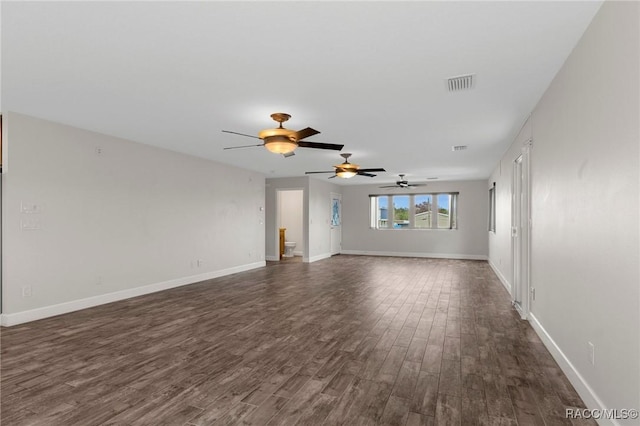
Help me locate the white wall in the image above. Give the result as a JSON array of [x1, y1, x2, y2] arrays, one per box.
[[489, 2, 639, 422], [1, 112, 266, 325], [278, 189, 303, 255], [341, 180, 488, 259]]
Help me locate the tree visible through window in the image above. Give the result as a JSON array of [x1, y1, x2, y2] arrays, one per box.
[[437, 194, 452, 229], [393, 196, 410, 228]]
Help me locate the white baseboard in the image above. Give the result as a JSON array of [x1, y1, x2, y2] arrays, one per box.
[[340, 250, 487, 261], [304, 253, 332, 263], [528, 313, 617, 426], [293, 250, 303, 257], [266, 253, 302, 261], [0, 261, 265, 327], [488, 258, 512, 295], [513, 302, 526, 320]]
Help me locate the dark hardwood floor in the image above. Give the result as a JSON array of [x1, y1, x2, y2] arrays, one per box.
[[1, 256, 592, 425]]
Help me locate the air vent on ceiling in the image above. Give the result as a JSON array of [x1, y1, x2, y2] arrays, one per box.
[[447, 74, 475, 92], [452, 145, 468, 152]]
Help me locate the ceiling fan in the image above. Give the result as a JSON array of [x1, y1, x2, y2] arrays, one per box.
[[380, 174, 428, 188], [306, 153, 386, 179], [222, 113, 344, 157]]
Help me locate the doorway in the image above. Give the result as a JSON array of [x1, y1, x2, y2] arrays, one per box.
[[276, 189, 304, 260], [512, 146, 531, 318]]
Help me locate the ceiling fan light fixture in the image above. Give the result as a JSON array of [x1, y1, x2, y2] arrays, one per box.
[[335, 161, 358, 178], [263, 135, 297, 154], [306, 153, 383, 179], [336, 169, 357, 178]]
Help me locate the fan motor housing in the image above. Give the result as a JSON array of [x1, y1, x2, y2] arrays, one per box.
[[258, 127, 297, 141], [336, 162, 358, 171]]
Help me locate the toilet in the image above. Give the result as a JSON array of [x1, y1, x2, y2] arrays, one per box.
[[283, 241, 296, 258]]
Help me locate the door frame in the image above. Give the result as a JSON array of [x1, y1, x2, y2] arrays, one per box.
[[275, 188, 305, 261], [511, 141, 531, 319]]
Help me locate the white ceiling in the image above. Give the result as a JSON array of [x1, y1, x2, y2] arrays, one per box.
[[1, 1, 602, 185]]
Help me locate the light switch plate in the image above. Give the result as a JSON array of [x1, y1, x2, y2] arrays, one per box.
[[21, 202, 41, 214], [21, 219, 42, 230]]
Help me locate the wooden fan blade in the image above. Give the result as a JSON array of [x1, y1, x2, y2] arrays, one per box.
[[358, 168, 386, 173], [328, 175, 337, 179], [283, 151, 296, 158], [379, 185, 399, 188], [223, 143, 264, 150], [297, 141, 344, 151], [305, 170, 335, 174], [292, 127, 320, 141], [357, 171, 377, 177], [222, 130, 261, 139]]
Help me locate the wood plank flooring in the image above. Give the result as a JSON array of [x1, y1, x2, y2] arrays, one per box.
[[1, 256, 593, 425]]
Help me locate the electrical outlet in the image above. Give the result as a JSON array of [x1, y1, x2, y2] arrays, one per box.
[[588, 342, 595, 365], [21, 285, 32, 297], [196, 259, 203, 267], [96, 276, 102, 286], [531, 288, 536, 301]]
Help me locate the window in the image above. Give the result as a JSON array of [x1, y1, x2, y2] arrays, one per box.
[[393, 195, 410, 228], [369, 192, 458, 230], [370, 195, 389, 228], [437, 194, 452, 229], [488, 183, 496, 232], [414, 195, 432, 229]]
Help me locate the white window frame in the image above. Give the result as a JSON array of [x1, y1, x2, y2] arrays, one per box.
[[369, 192, 458, 230]]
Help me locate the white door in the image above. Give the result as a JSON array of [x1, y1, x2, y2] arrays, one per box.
[[330, 193, 342, 255], [512, 147, 530, 318]]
